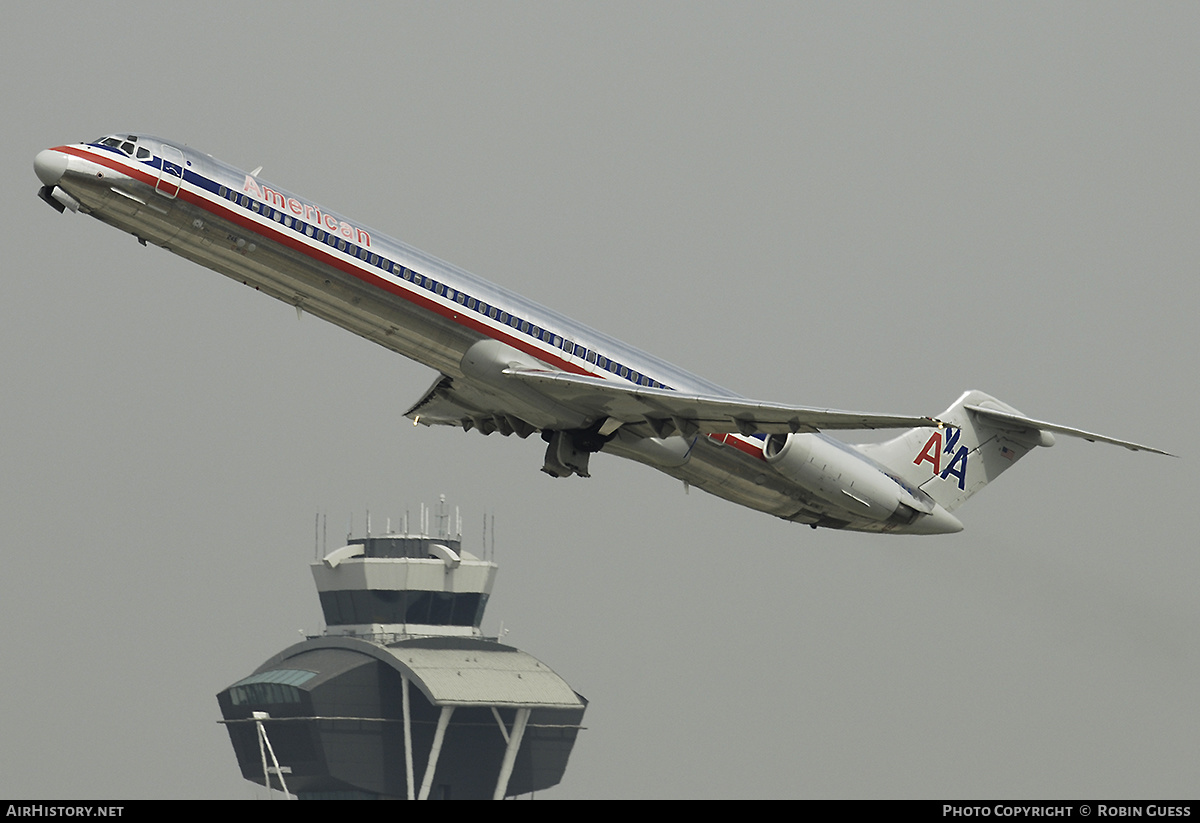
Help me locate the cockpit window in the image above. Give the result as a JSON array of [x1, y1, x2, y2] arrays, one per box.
[[96, 135, 143, 157]]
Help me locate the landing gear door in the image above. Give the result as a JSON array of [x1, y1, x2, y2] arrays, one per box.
[[157, 144, 185, 198]]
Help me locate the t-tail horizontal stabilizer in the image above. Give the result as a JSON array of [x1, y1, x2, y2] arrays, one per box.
[[962, 405, 1175, 456]]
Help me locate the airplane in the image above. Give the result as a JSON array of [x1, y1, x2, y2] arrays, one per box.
[[33, 134, 1171, 535]]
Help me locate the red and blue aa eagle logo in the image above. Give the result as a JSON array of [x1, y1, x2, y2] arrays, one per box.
[[913, 428, 968, 490]]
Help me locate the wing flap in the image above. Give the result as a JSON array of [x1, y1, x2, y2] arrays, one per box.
[[405, 374, 470, 426]]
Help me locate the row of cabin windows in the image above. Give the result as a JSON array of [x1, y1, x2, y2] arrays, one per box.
[[216, 184, 668, 390]]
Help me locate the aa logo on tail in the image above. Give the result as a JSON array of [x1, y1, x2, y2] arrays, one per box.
[[914, 428, 968, 490]]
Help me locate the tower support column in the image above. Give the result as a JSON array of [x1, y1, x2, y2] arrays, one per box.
[[418, 705, 455, 800], [493, 708, 531, 800]]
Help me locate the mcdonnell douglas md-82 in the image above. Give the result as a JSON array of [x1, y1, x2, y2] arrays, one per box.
[[33, 134, 1170, 535]]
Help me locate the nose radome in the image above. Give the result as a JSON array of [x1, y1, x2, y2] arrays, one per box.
[[35, 149, 68, 187]]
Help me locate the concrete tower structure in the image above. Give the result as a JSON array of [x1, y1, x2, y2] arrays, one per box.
[[217, 499, 587, 799]]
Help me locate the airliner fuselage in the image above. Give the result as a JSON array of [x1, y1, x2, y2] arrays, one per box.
[[35, 135, 1167, 535]]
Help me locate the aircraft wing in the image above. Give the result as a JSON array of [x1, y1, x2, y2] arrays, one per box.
[[405, 374, 541, 437], [500, 368, 939, 438], [406, 367, 939, 439], [964, 404, 1176, 456]]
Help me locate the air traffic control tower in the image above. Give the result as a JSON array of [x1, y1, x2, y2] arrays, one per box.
[[217, 499, 587, 800]]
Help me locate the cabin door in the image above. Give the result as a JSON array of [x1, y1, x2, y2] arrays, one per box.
[[156, 144, 185, 198]]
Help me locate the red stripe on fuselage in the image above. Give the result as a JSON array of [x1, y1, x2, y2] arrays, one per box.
[[718, 434, 766, 459]]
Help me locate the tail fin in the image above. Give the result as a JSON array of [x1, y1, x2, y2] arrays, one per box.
[[856, 390, 1053, 512], [857, 389, 1172, 512]]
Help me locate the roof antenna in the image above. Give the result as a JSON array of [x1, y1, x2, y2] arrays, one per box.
[[436, 494, 448, 538], [249, 165, 263, 177]]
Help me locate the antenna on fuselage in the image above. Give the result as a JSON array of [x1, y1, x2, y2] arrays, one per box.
[[249, 165, 262, 177]]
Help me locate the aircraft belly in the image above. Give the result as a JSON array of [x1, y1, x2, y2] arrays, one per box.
[[65, 177, 185, 248], [606, 434, 823, 521], [607, 434, 923, 532]]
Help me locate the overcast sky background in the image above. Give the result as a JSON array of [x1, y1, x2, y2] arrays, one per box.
[[2, 2, 1197, 799]]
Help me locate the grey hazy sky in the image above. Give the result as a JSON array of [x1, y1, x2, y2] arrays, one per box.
[[3, 2, 1197, 799]]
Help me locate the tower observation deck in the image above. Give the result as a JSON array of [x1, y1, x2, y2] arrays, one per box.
[[217, 498, 587, 799]]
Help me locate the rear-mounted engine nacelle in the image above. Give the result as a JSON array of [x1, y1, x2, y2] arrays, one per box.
[[763, 432, 908, 523]]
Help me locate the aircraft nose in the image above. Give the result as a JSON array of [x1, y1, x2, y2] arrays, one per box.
[[34, 149, 68, 187]]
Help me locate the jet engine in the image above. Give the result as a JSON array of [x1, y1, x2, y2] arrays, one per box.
[[762, 432, 924, 525]]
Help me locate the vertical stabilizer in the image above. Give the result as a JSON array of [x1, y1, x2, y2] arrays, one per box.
[[855, 390, 1053, 512]]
